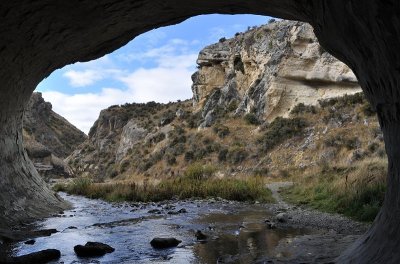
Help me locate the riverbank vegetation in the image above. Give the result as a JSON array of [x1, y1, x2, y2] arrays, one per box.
[[54, 163, 273, 203], [281, 157, 386, 222], [61, 93, 387, 222]]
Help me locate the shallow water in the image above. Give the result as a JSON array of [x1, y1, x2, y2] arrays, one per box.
[[11, 193, 315, 263]]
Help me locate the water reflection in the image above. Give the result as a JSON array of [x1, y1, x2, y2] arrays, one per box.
[[193, 211, 310, 263]]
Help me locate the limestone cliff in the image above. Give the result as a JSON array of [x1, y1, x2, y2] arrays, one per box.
[[192, 20, 361, 127], [23, 92, 87, 179]]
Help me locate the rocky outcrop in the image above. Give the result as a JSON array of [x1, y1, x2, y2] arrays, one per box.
[[67, 101, 176, 180], [23, 93, 86, 180], [23, 93, 87, 158], [192, 21, 360, 126]]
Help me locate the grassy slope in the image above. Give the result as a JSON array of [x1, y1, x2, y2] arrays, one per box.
[[66, 93, 387, 220]]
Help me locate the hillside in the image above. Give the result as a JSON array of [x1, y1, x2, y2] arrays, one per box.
[[67, 20, 365, 181], [23, 92, 87, 179], [64, 20, 386, 221]]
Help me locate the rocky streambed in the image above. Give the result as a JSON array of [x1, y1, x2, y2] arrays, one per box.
[[0, 188, 368, 263]]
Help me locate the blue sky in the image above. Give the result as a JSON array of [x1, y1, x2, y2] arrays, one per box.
[[37, 14, 271, 133]]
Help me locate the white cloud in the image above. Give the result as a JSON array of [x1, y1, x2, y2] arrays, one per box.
[[42, 89, 129, 134], [43, 55, 196, 133], [117, 38, 196, 64], [119, 65, 194, 104], [43, 38, 198, 133], [63, 70, 104, 87], [62, 55, 124, 87]]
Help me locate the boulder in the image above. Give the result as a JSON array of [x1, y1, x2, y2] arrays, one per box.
[[276, 213, 288, 223], [195, 230, 208, 241], [150, 238, 182, 249], [74, 242, 115, 257], [6, 249, 60, 264]]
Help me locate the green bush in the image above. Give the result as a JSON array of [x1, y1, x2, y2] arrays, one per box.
[[323, 135, 359, 150], [234, 56, 245, 73], [227, 101, 238, 112], [360, 102, 376, 116], [227, 147, 248, 164], [319, 93, 364, 108], [106, 165, 118, 178], [290, 103, 316, 115], [184, 151, 194, 162], [165, 154, 176, 165], [119, 160, 130, 173], [213, 124, 230, 138], [218, 149, 228, 162], [244, 113, 260, 125], [259, 117, 307, 152], [184, 163, 217, 181]]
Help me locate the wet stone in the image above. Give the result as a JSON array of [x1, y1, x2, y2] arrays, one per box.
[[150, 238, 182, 249], [195, 230, 208, 241], [74, 242, 115, 257], [6, 249, 61, 264], [24, 239, 35, 245]]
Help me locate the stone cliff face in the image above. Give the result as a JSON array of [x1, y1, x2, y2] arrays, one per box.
[[24, 92, 87, 158], [192, 21, 360, 126], [23, 92, 87, 179], [67, 101, 181, 180]]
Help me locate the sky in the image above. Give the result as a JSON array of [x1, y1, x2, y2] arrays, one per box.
[[37, 14, 271, 134]]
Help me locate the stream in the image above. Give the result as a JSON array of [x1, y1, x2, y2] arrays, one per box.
[[6, 192, 353, 263]]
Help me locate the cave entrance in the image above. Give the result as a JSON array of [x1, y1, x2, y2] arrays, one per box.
[[1, 1, 400, 263]]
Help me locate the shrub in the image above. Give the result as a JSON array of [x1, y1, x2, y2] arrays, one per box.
[[227, 147, 248, 164], [259, 117, 307, 152], [252, 167, 269, 176], [187, 112, 202, 129], [360, 102, 376, 116], [165, 154, 176, 165], [319, 93, 364, 108], [106, 165, 118, 178], [323, 134, 359, 150], [227, 101, 238, 112], [213, 124, 230, 138], [184, 163, 217, 181], [244, 113, 260, 125], [284, 158, 387, 222], [119, 160, 130, 173], [234, 56, 245, 74], [218, 149, 228, 162], [184, 151, 194, 162], [290, 103, 316, 115]]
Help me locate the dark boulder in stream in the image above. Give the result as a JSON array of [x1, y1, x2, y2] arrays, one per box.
[[1, 249, 61, 264], [74, 242, 115, 257], [150, 238, 182, 249]]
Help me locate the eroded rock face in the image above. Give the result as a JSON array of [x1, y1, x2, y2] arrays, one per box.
[[23, 93, 87, 180], [23, 93, 87, 159], [192, 21, 360, 125], [0, 1, 400, 263]]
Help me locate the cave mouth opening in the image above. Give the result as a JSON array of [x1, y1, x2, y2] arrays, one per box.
[[22, 13, 381, 264], [2, 1, 400, 263]]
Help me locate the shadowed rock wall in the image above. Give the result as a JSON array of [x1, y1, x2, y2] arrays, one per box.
[[0, 1, 399, 262]]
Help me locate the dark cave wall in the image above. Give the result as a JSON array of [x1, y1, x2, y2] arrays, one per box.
[[1, 1, 400, 262]]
